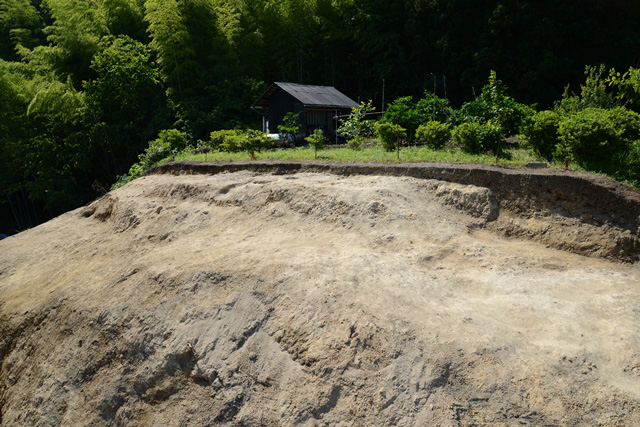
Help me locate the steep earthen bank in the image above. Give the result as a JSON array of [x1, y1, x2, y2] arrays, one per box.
[[1, 167, 639, 426], [151, 161, 640, 262]]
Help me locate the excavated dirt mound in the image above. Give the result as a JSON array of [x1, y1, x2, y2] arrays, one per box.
[[1, 163, 639, 426]]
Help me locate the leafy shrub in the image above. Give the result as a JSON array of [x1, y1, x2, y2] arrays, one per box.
[[245, 129, 272, 154], [555, 65, 618, 114], [451, 71, 534, 136], [383, 93, 452, 143], [210, 129, 242, 150], [609, 66, 640, 108], [556, 107, 639, 174], [305, 128, 325, 158], [142, 135, 172, 167], [209, 129, 252, 153], [210, 129, 273, 153], [375, 122, 406, 151], [156, 129, 188, 152], [623, 140, 640, 185], [606, 107, 640, 141], [551, 107, 640, 181], [338, 101, 376, 140], [452, 123, 480, 153], [112, 161, 146, 189], [111, 129, 186, 189], [415, 92, 453, 123], [383, 96, 420, 142], [140, 129, 186, 167], [452, 122, 500, 154], [278, 112, 300, 137], [453, 94, 534, 136], [347, 135, 363, 150], [556, 109, 618, 170], [221, 133, 247, 153], [521, 111, 561, 160], [415, 121, 451, 150]]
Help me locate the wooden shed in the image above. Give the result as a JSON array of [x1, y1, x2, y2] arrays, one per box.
[[252, 82, 358, 138]]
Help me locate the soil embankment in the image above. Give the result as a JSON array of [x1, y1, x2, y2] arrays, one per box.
[[154, 161, 640, 262], [1, 162, 639, 426]]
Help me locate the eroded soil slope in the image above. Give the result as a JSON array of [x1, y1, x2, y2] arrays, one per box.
[[1, 169, 639, 426]]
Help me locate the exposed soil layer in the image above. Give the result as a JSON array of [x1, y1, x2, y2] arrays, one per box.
[[152, 161, 640, 262], [1, 164, 639, 426]]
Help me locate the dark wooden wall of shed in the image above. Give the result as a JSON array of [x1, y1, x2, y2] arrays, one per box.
[[303, 109, 343, 135]]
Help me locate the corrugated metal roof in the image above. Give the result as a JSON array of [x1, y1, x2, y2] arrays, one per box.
[[253, 82, 358, 109]]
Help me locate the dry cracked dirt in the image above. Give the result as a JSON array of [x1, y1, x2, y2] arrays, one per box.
[[1, 162, 639, 426]]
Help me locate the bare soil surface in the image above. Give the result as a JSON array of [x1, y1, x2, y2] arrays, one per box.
[[1, 164, 639, 426]]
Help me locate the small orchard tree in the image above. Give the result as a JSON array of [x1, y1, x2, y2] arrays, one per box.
[[375, 122, 406, 153], [415, 121, 451, 150], [245, 129, 273, 157], [383, 96, 419, 142], [451, 122, 500, 155], [609, 66, 640, 107], [521, 111, 560, 160], [415, 92, 453, 123], [210, 129, 242, 150], [338, 101, 376, 147], [305, 128, 325, 159], [218, 131, 246, 152], [452, 70, 534, 136], [278, 112, 301, 138], [555, 65, 618, 114]]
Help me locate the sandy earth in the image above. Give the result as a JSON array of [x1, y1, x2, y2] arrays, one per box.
[[0, 168, 639, 426]]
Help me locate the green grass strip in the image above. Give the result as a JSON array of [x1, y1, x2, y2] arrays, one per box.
[[170, 146, 568, 170]]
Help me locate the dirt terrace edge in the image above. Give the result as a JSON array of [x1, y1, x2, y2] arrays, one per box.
[[147, 161, 640, 262]]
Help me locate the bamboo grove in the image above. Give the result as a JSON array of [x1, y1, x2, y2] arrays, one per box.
[[2, 0, 640, 231]]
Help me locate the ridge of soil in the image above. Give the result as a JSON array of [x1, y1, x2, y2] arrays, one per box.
[[1, 165, 639, 426], [151, 161, 640, 262]]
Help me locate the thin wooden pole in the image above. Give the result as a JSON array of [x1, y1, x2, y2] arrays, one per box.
[[496, 111, 505, 163], [443, 74, 447, 99], [396, 116, 400, 161], [382, 79, 385, 115], [335, 110, 338, 144]]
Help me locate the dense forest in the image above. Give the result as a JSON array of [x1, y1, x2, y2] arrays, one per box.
[[2, 0, 640, 233]]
